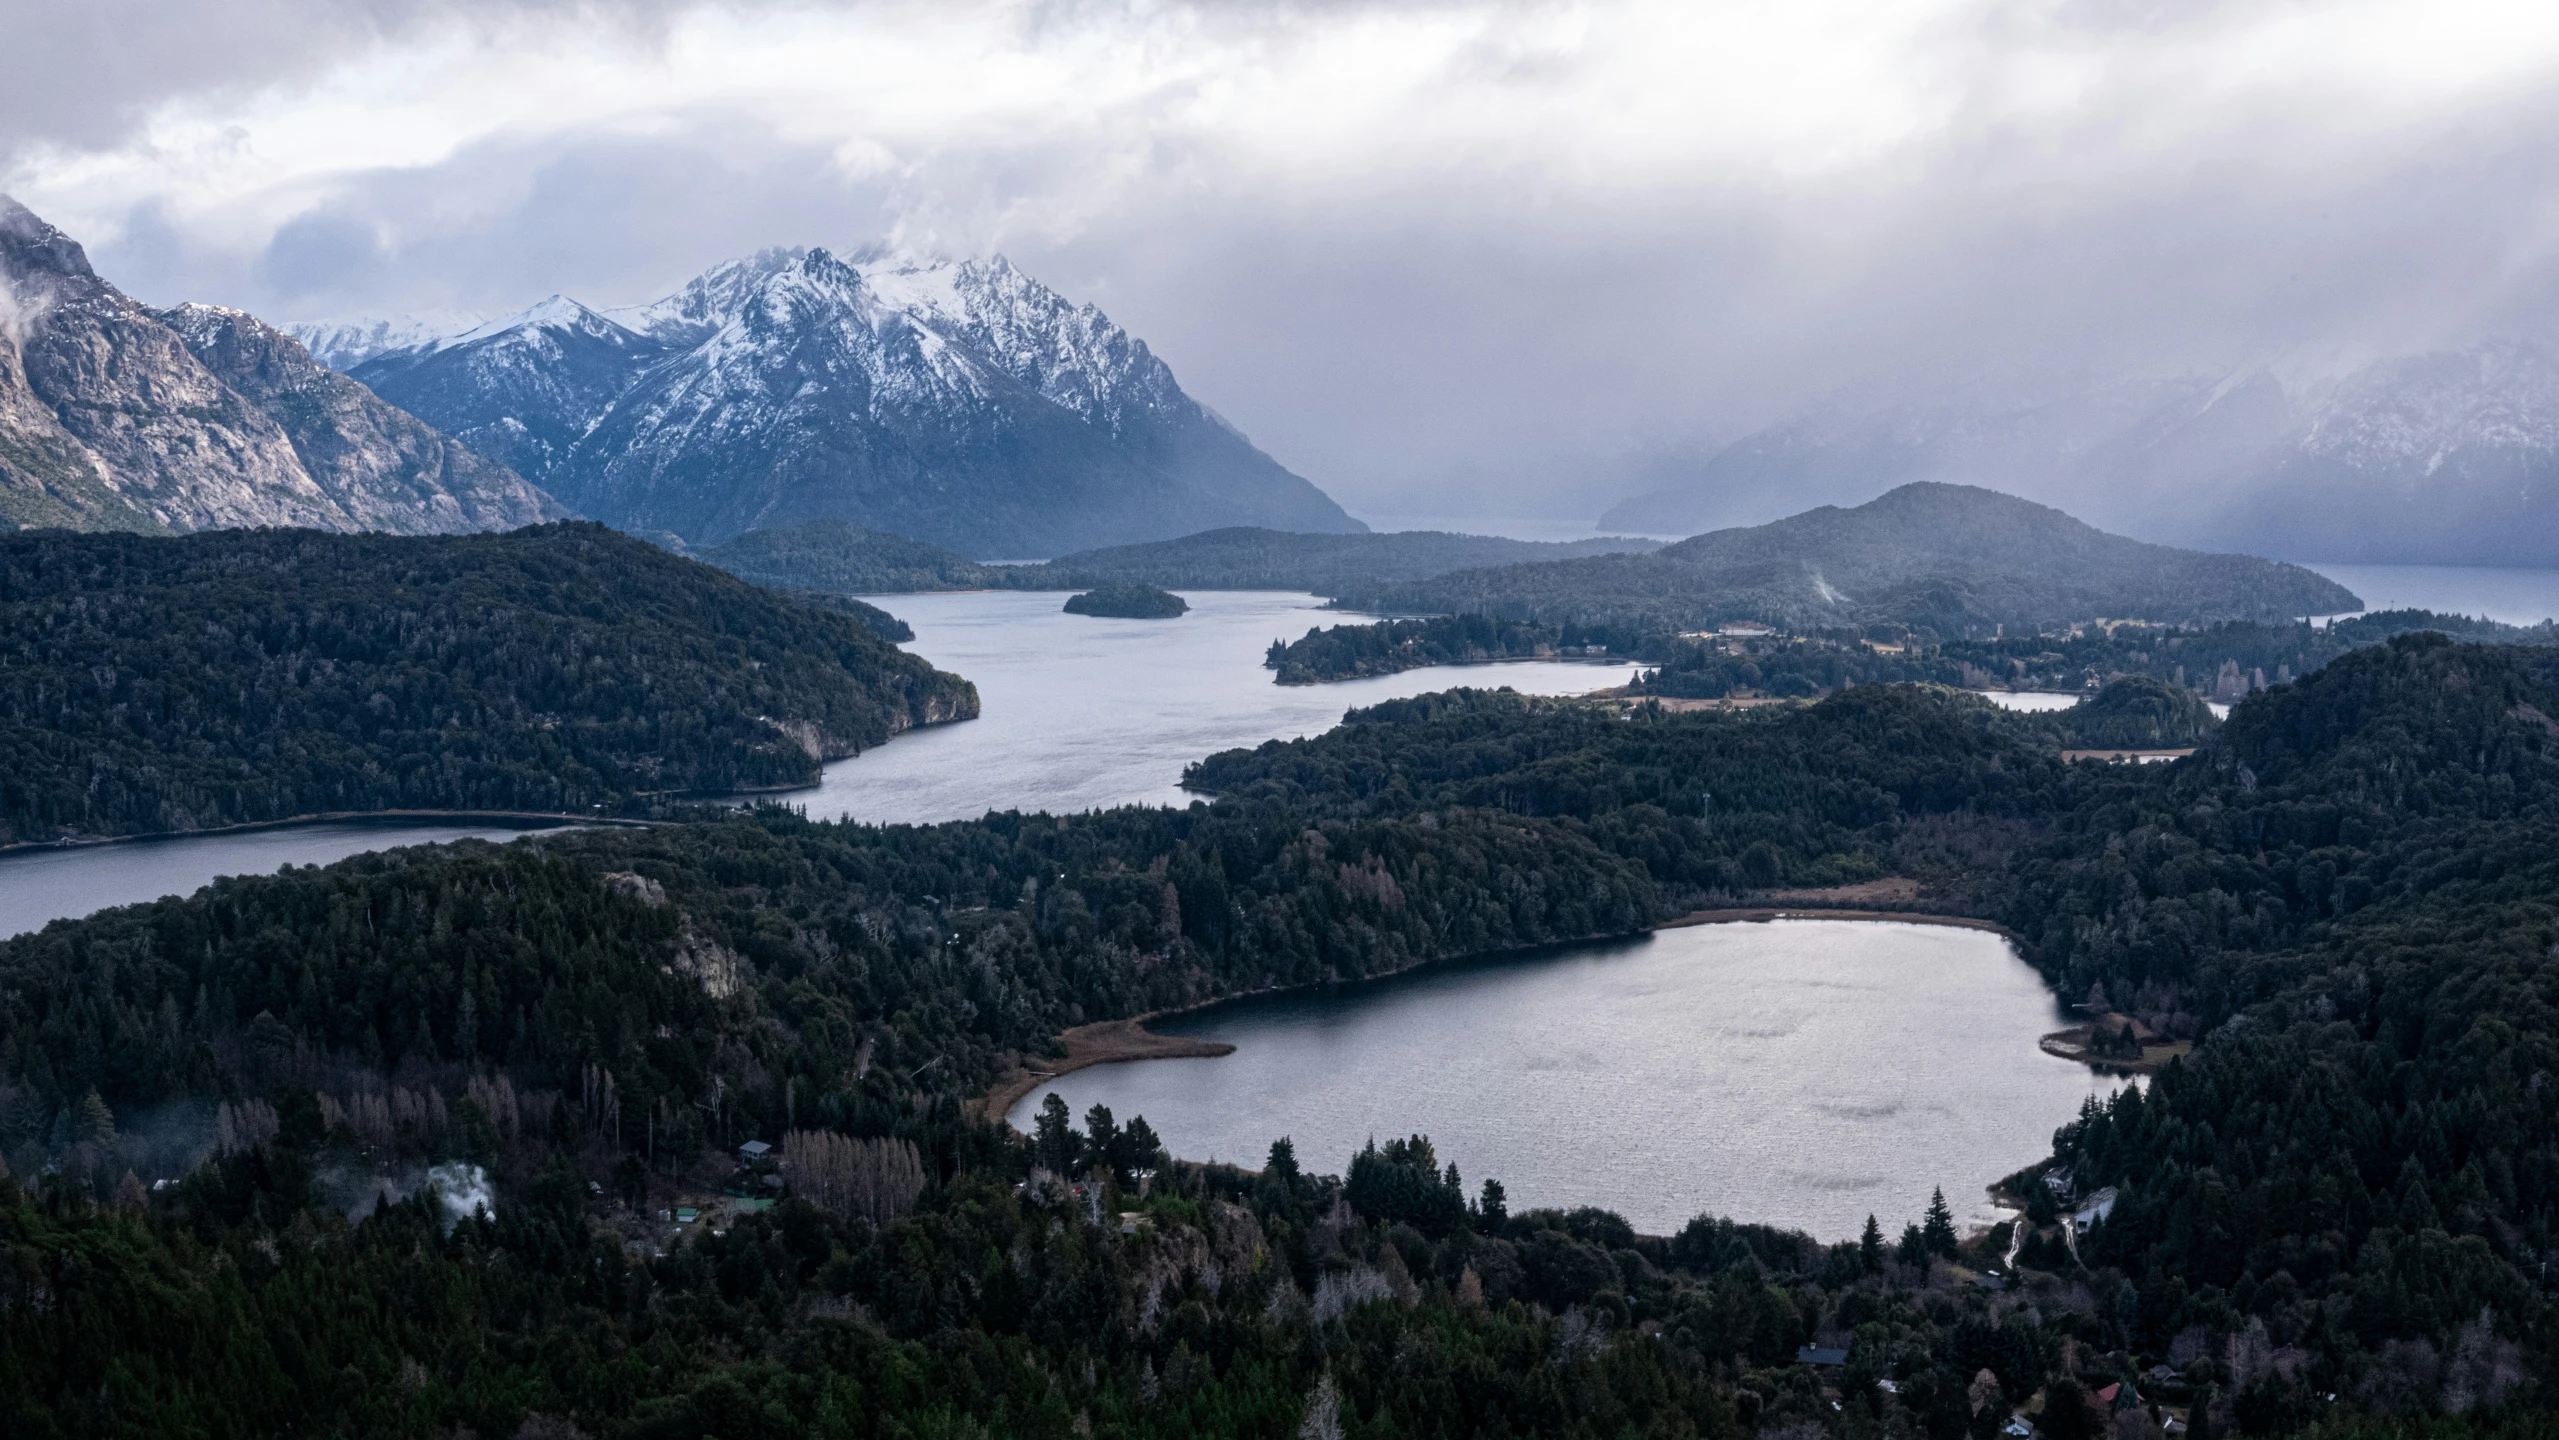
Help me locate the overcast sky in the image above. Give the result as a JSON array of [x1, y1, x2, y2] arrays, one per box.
[[10, 0, 2559, 519]]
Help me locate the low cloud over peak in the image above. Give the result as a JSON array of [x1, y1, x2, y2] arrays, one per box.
[[14, 0, 2559, 524]]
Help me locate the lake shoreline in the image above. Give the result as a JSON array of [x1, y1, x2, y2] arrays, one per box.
[[1660, 906, 2018, 938], [0, 809, 654, 857], [975, 1016, 1237, 1123], [979, 901, 2033, 1125]]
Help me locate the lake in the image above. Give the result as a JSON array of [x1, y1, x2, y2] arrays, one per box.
[[2309, 562, 2559, 626], [1010, 917, 2123, 1240], [0, 819, 576, 941], [1979, 690, 2230, 720], [789, 590, 1636, 825], [0, 591, 1630, 935]]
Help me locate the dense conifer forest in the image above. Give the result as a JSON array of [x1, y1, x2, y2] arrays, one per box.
[[0, 525, 976, 844], [1266, 606, 2557, 712], [9, 623, 2559, 1433]]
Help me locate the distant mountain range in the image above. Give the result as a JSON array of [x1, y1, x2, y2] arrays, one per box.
[[0, 198, 560, 537], [309, 248, 1365, 557], [1602, 347, 2559, 566], [692, 517, 1663, 596], [1355, 482, 2360, 634]]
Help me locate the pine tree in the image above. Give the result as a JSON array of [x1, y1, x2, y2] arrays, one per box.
[[1477, 1177, 1509, 1232], [1860, 1213, 1885, 1274], [1899, 1221, 1928, 1268], [1923, 1187, 1959, 1257], [1265, 1136, 1300, 1184], [1083, 1104, 1120, 1180], [1034, 1092, 1079, 1174]]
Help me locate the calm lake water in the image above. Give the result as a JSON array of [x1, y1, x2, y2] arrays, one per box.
[[2309, 562, 2559, 626], [0, 820, 575, 941], [0, 591, 1629, 936], [791, 590, 1636, 825], [1012, 918, 2122, 1240]]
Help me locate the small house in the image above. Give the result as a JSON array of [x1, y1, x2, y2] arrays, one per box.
[[1795, 1346, 1849, 1368], [674, 1207, 700, 1225], [737, 1140, 773, 1165]]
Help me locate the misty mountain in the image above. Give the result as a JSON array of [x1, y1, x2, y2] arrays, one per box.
[[1355, 482, 2359, 634], [1601, 345, 2559, 566], [335, 248, 1366, 557], [344, 297, 667, 487], [694, 516, 1665, 596], [1001, 525, 1666, 593], [0, 197, 560, 536]]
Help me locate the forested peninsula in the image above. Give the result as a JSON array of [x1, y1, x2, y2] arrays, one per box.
[[1265, 604, 2555, 707], [8, 630, 2559, 1434], [0, 524, 977, 844]]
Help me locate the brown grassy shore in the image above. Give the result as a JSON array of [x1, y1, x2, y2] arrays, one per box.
[[972, 1017, 1235, 1124]]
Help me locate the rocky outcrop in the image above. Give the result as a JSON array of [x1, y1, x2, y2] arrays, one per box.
[[157, 303, 562, 533], [0, 195, 561, 536]]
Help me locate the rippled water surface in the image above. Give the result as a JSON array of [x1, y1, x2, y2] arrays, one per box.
[[1014, 919, 2120, 1239]]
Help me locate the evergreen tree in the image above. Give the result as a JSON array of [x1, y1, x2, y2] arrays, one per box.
[[1898, 1221, 1928, 1268], [1034, 1093, 1079, 1174], [1265, 1136, 1300, 1185], [1923, 1187, 1959, 1257], [1114, 1115, 1164, 1180], [1477, 1177, 1509, 1232], [1082, 1103, 1120, 1179], [1860, 1213, 1885, 1274]]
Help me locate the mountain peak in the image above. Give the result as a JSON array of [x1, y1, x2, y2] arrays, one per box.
[[0, 194, 96, 283]]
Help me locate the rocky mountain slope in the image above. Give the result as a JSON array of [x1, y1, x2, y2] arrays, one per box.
[[1358, 482, 2359, 634], [340, 248, 1365, 556], [0, 197, 560, 536], [1601, 346, 2559, 566]]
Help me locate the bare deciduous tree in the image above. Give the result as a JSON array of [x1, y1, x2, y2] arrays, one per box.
[[778, 1129, 927, 1225]]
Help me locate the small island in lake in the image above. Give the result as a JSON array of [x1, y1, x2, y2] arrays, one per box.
[[1063, 583, 1189, 618]]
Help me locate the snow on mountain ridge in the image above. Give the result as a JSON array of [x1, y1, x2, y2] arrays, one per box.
[[287, 310, 484, 370], [2292, 340, 2559, 470]]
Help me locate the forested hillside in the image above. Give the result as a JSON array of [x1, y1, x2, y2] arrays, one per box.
[[0, 524, 976, 843], [1335, 484, 2356, 635], [694, 518, 1011, 593], [694, 517, 1662, 598], [8, 637, 2559, 1434], [1004, 525, 1663, 592]]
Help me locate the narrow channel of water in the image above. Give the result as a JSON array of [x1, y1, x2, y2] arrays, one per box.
[[1013, 918, 2123, 1240], [0, 821, 575, 941]]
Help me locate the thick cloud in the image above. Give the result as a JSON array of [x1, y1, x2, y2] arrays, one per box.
[[12, 0, 2559, 521]]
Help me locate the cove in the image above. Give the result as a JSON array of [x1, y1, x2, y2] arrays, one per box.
[[1011, 918, 2123, 1240]]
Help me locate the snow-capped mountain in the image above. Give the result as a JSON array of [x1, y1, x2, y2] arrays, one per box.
[[1601, 346, 2559, 565], [349, 296, 665, 486], [0, 196, 559, 536], [341, 246, 1364, 555], [288, 310, 485, 371]]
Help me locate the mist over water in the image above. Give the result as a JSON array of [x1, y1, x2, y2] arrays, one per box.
[[1015, 919, 2127, 1240]]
